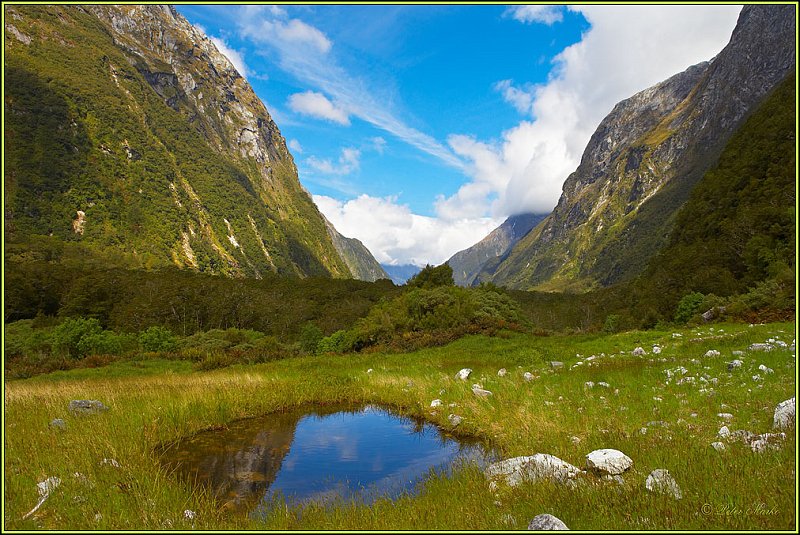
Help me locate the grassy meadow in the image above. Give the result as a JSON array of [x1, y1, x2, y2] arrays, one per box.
[[4, 321, 796, 530]]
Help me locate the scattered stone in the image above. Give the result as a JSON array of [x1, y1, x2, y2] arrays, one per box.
[[94, 513, 102, 522], [485, 454, 581, 487], [751, 432, 786, 453], [773, 397, 795, 429], [718, 425, 731, 439], [498, 368, 507, 377], [647, 420, 668, 428], [472, 384, 493, 398], [570, 436, 581, 445], [49, 418, 66, 430], [728, 429, 755, 443], [367, 368, 373, 374], [727, 360, 743, 371], [527, 514, 569, 531], [645, 469, 682, 499], [523, 372, 534, 381], [749, 343, 773, 352], [717, 413, 733, 421], [672, 333, 682, 338], [731, 351, 744, 356], [639, 427, 648, 435], [633, 347, 646, 357], [22, 477, 61, 520], [448, 414, 463, 427], [585, 449, 633, 475], [752, 374, 762, 382], [68, 400, 109, 415], [711, 442, 726, 452], [549, 361, 564, 370], [676, 376, 696, 385], [652, 346, 662, 355], [455, 368, 472, 380], [430, 399, 442, 408], [705, 350, 720, 358], [584, 381, 595, 390], [758, 364, 774, 374], [183, 509, 197, 521], [100, 458, 121, 468]]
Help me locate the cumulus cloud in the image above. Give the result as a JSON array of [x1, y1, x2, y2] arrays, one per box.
[[506, 5, 564, 25], [315, 195, 502, 266], [239, 6, 331, 54], [288, 91, 350, 125], [370, 136, 387, 154], [288, 139, 303, 153], [306, 147, 361, 175], [493, 79, 535, 114], [440, 5, 742, 217]]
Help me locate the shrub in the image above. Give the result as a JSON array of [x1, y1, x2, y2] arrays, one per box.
[[299, 323, 323, 354], [51, 317, 103, 358], [138, 325, 178, 352], [674, 292, 705, 324]]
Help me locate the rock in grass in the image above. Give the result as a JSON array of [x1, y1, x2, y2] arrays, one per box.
[[22, 477, 61, 520], [472, 385, 493, 398], [717, 413, 733, 421], [773, 397, 795, 429], [718, 425, 731, 439], [485, 454, 581, 487], [527, 513, 569, 530], [749, 343, 773, 352], [705, 349, 720, 358], [455, 368, 472, 380], [49, 418, 66, 430], [727, 360, 743, 371], [750, 432, 786, 453], [498, 368, 507, 377], [585, 449, 633, 475], [430, 399, 442, 408], [524, 372, 534, 381], [645, 469, 682, 499], [448, 414, 463, 427], [711, 441, 726, 452], [68, 400, 109, 415], [633, 347, 646, 356]]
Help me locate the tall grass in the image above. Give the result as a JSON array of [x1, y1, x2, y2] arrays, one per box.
[[4, 322, 795, 530]]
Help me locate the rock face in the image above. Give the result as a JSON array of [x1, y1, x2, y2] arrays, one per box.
[[773, 397, 795, 429], [527, 514, 570, 531], [322, 216, 389, 282], [645, 469, 682, 499], [585, 449, 633, 475], [69, 400, 109, 415], [485, 454, 581, 487], [475, 5, 795, 291], [447, 213, 546, 287], [4, 5, 378, 280]]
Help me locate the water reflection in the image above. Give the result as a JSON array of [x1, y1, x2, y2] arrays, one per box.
[[157, 403, 493, 513]]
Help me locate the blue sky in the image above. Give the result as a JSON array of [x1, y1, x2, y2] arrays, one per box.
[[176, 5, 741, 266]]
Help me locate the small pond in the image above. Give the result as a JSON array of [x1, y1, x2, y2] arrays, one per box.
[[157, 403, 495, 513]]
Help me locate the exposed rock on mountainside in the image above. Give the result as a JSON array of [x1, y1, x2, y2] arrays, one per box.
[[4, 4, 381, 280], [323, 217, 389, 282], [478, 5, 795, 291], [447, 213, 545, 287]]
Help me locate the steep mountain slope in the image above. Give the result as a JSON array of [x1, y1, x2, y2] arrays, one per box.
[[478, 5, 795, 291], [4, 4, 380, 280], [447, 213, 545, 287], [323, 217, 389, 282]]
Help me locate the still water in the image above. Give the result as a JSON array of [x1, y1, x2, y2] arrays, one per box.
[[158, 404, 494, 512]]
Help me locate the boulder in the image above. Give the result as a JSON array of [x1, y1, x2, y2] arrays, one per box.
[[472, 385, 493, 398], [49, 418, 66, 430], [498, 368, 508, 377], [717, 425, 731, 439], [711, 441, 726, 452], [645, 469, 682, 499], [430, 399, 442, 408], [727, 360, 743, 371], [485, 454, 581, 487], [448, 414, 463, 427], [524, 372, 534, 381], [68, 400, 109, 415], [527, 514, 569, 530], [773, 397, 795, 429], [632, 347, 646, 356], [549, 361, 564, 370], [585, 449, 633, 475], [455, 368, 472, 380]]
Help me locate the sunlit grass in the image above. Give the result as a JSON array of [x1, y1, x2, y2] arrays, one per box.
[[4, 322, 795, 530]]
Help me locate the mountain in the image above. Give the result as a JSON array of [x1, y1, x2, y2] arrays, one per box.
[[447, 213, 546, 287], [323, 217, 389, 282], [476, 5, 795, 291], [4, 4, 381, 281], [380, 264, 423, 286]]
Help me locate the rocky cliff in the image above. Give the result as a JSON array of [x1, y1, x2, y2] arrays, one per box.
[[323, 217, 389, 282], [4, 4, 381, 280], [478, 4, 795, 291], [447, 213, 545, 287]]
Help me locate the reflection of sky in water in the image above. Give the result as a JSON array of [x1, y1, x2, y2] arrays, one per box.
[[264, 405, 489, 506]]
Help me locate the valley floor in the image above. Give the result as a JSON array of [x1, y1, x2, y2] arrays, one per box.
[[4, 322, 796, 530]]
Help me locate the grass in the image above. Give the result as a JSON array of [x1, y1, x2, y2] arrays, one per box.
[[4, 322, 796, 530]]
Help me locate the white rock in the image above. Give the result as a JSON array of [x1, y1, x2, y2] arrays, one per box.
[[645, 469, 682, 499], [749, 343, 773, 352], [711, 442, 726, 452], [485, 454, 582, 487], [455, 368, 472, 380], [727, 360, 743, 371], [652, 346, 662, 354], [498, 368, 507, 377], [430, 399, 442, 408], [366, 368, 374, 374], [773, 397, 795, 429], [549, 361, 564, 370], [37, 477, 61, 497], [597, 382, 610, 388], [633, 347, 646, 356], [585, 449, 633, 475], [570, 436, 581, 445], [448, 414, 463, 427], [717, 413, 733, 421], [183, 510, 197, 520], [523, 372, 534, 381], [705, 350, 720, 358], [672, 333, 682, 338], [718, 425, 731, 438], [584, 381, 595, 390], [527, 514, 569, 530], [758, 364, 774, 374], [472, 385, 493, 398]]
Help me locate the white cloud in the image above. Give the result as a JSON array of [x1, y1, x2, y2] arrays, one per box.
[[208, 35, 249, 79], [439, 5, 742, 217], [288, 139, 303, 153], [315, 195, 502, 266], [306, 147, 361, 175], [288, 91, 350, 125], [235, 8, 465, 170], [370, 136, 387, 154], [493, 79, 535, 114], [507, 5, 564, 25]]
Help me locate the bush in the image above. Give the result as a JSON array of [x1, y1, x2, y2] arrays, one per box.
[[674, 292, 705, 324], [51, 317, 103, 358], [76, 330, 132, 356], [317, 330, 349, 354], [603, 314, 621, 333], [138, 325, 178, 352], [299, 323, 323, 354]]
